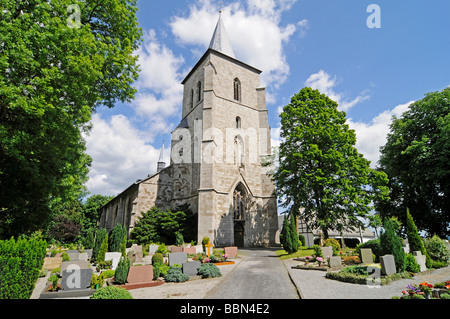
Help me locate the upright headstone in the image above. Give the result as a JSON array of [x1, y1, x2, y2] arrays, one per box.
[[127, 265, 154, 284], [321, 246, 333, 260], [413, 251, 427, 272], [402, 243, 410, 254], [182, 261, 201, 276], [149, 244, 159, 255], [380, 255, 396, 276], [61, 260, 93, 290], [105, 252, 122, 270], [328, 256, 342, 269], [169, 252, 188, 266], [183, 246, 197, 255], [78, 252, 89, 262], [66, 250, 79, 261], [224, 247, 238, 259], [360, 248, 374, 264], [170, 246, 184, 253], [194, 244, 204, 254], [132, 244, 143, 263], [84, 249, 93, 259]]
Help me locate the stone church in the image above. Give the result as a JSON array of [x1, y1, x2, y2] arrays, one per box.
[[99, 14, 278, 247]]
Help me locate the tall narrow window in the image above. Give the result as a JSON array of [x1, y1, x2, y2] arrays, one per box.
[[234, 78, 241, 102], [236, 116, 241, 129], [197, 81, 202, 102], [190, 89, 194, 109]]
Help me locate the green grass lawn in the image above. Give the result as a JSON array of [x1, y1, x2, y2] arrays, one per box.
[[275, 247, 315, 260]]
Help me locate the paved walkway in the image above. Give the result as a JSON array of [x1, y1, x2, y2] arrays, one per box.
[[283, 259, 450, 299], [206, 249, 299, 299]]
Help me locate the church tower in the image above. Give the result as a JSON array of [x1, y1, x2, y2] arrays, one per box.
[[170, 14, 278, 247]]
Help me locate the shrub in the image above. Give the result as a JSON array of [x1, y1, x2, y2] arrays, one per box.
[[411, 293, 425, 299], [312, 245, 323, 258], [92, 228, 108, 262], [380, 218, 406, 272], [165, 266, 189, 282], [0, 236, 47, 299], [441, 293, 450, 299], [298, 234, 306, 247], [202, 237, 210, 252], [152, 252, 164, 265], [97, 235, 109, 263], [405, 253, 421, 273], [114, 257, 131, 284], [90, 286, 133, 299], [324, 238, 341, 255], [175, 231, 184, 246], [356, 239, 381, 262], [61, 252, 70, 262], [198, 263, 222, 279], [109, 224, 127, 253], [340, 266, 369, 276], [424, 235, 450, 263], [153, 262, 170, 277]]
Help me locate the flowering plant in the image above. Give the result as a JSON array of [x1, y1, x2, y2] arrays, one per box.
[[203, 257, 210, 263], [404, 284, 421, 295], [223, 254, 228, 261], [316, 257, 323, 262], [419, 282, 433, 293]]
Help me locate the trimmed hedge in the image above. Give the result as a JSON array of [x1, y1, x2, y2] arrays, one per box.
[[90, 286, 133, 299], [0, 236, 47, 299]]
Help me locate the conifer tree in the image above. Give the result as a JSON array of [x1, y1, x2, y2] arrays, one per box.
[[380, 218, 406, 272], [406, 208, 432, 268]]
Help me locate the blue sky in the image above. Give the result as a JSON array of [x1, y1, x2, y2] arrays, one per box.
[[84, 0, 450, 197]]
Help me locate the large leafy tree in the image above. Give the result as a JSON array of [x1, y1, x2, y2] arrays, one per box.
[[273, 87, 389, 239], [376, 88, 450, 237], [0, 0, 142, 238]]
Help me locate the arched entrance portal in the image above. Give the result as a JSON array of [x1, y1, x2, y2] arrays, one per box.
[[233, 183, 247, 247]]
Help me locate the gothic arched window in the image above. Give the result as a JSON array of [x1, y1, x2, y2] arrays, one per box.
[[234, 78, 241, 102], [233, 184, 246, 220]]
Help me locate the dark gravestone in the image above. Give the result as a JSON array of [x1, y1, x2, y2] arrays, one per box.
[[182, 261, 201, 276], [61, 260, 93, 290], [169, 252, 188, 266]]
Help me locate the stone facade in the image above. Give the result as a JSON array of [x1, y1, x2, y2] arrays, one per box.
[[99, 17, 278, 247]]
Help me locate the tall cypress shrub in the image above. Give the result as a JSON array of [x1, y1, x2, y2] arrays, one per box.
[[406, 208, 432, 268], [92, 228, 108, 262], [380, 218, 406, 272], [109, 224, 126, 252]]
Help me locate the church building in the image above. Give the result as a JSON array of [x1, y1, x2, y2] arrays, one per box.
[[98, 14, 279, 247]]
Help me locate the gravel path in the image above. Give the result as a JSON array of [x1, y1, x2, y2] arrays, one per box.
[[283, 259, 450, 299]]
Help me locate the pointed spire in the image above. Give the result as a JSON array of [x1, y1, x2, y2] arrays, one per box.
[[157, 140, 165, 172], [209, 13, 235, 58]]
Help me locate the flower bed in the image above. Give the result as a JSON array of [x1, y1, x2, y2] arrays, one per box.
[[397, 281, 450, 299]]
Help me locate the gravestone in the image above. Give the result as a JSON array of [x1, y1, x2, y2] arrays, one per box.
[[149, 244, 159, 255], [360, 248, 374, 264], [380, 255, 396, 276], [194, 244, 204, 254], [329, 256, 342, 269], [169, 252, 188, 266], [131, 244, 143, 263], [402, 243, 410, 254], [78, 252, 89, 262], [224, 247, 238, 259], [61, 260, 93, 290], [105, 252, 122, 270], [66, 250, 79, 261], [321, 246, 333, 260], [42, 257, 63, 271], [183, 246, 197, 255], [127, 265, 154, 284], [182, 261, 201, 276], [84, 249, 93, 259], [413, 251, 427, 272], [170, 246, 184, 253]]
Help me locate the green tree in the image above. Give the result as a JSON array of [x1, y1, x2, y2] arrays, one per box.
[[272, 87, 389, 238], [280, 214, 298, 254], [376, 88, 450, 238], [130, 207, 187, 245], [109, 224, 127, 253], [97, 234, 108, 263], [380, 218, 406, 272], [0, 0, 142, 238]]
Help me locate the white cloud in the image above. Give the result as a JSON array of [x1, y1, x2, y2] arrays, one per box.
[[170, 0, 306, 91], [133, 29, 184, 126], [84, 114, 164, 196], [348, 101, 413, 167], [305, 70, 371, 111]]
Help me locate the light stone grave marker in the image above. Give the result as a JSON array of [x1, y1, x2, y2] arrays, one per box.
[[360, 248, 373, 264], [413, 251, 427, 272], [61, 260, 92, 290], [169, 252, 188, 266], [105, 252, 122, 270], [321, 246, 333, 260], [380, 254, 396, 276], [182, 261, 201, 276]]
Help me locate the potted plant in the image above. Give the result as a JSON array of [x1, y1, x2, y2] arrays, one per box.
[[419, 282, 433, 299]]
